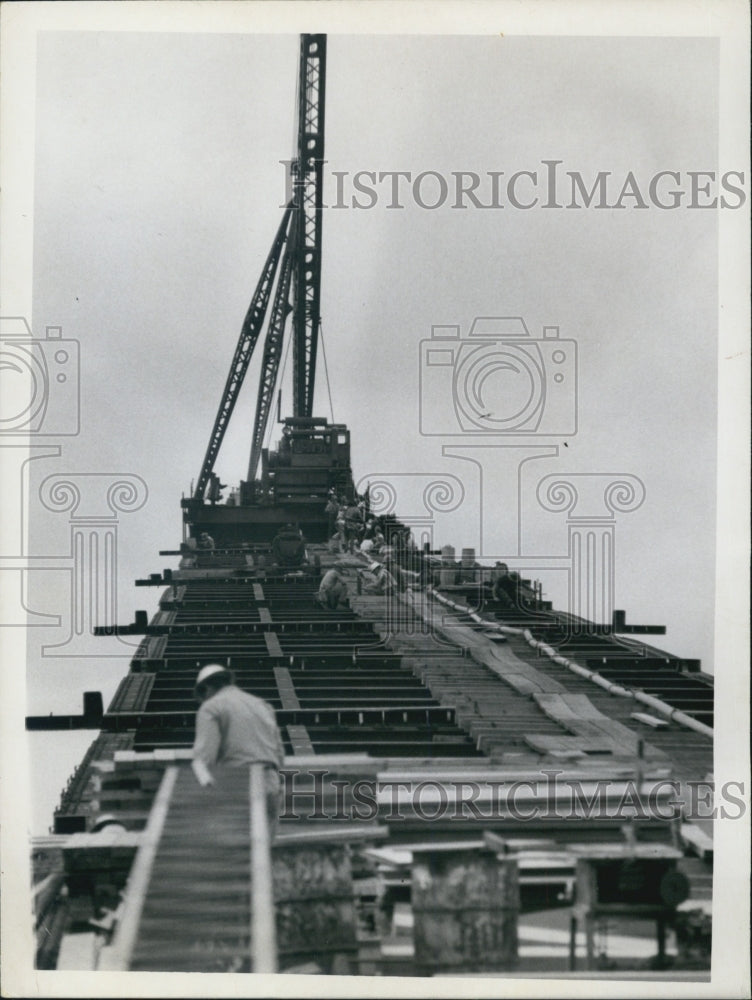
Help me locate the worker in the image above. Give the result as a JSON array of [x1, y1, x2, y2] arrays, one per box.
[[335, 506, 347, 534], [197, 531, 215, 550], [328, 523, 346, 554], [90, 813, 127, 835], [359, 558, 399, 596], [191, 664, 285, 833], [315, 566, 349, 609], [491, 563, 535, 609], [325, 491, 339, 537], [370, 527, 386, 554], [271, 523, 307, 567], [343, 502, 365, 552], [207, 473, 227, 505]]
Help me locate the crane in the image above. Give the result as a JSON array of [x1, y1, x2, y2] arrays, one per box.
[[192, 34, 328, 503]]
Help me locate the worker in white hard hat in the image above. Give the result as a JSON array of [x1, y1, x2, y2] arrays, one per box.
[[191, 664, 285, 833], [359, 558, 399, 596], [90, 813, 127, 835]]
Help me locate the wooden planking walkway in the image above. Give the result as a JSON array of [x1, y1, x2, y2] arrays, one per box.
[[532, 693, 666, 759]]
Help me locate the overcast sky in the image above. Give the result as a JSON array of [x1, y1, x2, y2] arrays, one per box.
[[19, 28, 730, 833]]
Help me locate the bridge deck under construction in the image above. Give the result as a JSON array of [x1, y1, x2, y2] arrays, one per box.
[[32, 539, 714, 975]]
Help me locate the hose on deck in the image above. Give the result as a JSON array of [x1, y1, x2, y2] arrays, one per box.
[[426, 587, 713, 740]]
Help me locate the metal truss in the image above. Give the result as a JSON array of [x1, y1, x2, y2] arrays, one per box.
[[248, 238, 295, 481], [292, 34, 327, 418], [193, 206, 292, 500]]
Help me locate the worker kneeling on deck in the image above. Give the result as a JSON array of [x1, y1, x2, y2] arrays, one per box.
[[315, 566, 349, 609], [191, 664, 285, 833]]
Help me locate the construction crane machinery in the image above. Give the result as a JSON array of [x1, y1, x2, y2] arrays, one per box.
[[185, 34, 351, 544]]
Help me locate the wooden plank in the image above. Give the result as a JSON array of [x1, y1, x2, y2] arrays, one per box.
[[274, 667, 301, 711], [533, 694, 666, 758], [253, 583, 265, 602], [57, 931, 97, 970], [630, 712, 669, 729], [569, 844, 682, 859], [680, 823, 714, 860], [258, 607, 273, 624], [283, 752, 381, 773], [264, 632, 283, 658], [286, 725, 314, 755], [523, 735, 589, 756], [109, 674, 155, 714], [275, 824, 389, 846], [403, 594, 564, 695], [149, 635, 167, 659]]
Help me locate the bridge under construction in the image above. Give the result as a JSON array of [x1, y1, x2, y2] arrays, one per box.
[[28, 34, 713, 978]]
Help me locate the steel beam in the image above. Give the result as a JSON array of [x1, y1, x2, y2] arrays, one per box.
[[247, 246, 294, 481], [292, 34, 326, 418], [194, 206, 292, 500]]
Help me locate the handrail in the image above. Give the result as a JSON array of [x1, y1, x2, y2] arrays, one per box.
[[249, 762, 277, 973], [98, 766, 179, 970]]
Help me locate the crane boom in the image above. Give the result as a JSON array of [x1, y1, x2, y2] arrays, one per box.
[[292, 34, 327, 418], [193, 205, 292, 500], [247, 242, 295, 482], [191, 34, 331, 506]]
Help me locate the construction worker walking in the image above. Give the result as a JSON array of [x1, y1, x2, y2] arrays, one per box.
[[191, 664, 285, 834]]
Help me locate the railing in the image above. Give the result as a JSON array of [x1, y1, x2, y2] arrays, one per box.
[[249, 763, 277, 972], [98, 762, 278, 972]]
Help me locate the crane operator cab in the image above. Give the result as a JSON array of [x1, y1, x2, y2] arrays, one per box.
[[258, 417, 352, 501], [182, 416, 355, 547]]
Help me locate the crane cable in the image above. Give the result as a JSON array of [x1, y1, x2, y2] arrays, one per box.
[[263, 325, 294, 453], [319, 320, 335, 423]]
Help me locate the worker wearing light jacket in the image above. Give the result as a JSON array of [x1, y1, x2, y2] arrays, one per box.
[[315, 565, 349, 609], [191, 664, 285, 832]]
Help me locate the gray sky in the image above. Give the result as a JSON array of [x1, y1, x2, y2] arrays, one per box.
[[23, 30, 725, 833]]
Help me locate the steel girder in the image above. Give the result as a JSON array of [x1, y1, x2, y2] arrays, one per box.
[[193, 206, 292, 500], [292, 34, 327, 418], [248, 242, 295, 482]]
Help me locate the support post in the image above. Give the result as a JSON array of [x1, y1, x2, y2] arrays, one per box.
[[250, 763, 277, 973], [569, 915, 577, 971]]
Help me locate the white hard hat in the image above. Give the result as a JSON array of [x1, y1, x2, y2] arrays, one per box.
[[91, 813, 126, 832], [194, 663, 230, 692]]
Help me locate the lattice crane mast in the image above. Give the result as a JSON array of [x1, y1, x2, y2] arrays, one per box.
[[193, 34, 327, 502]]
